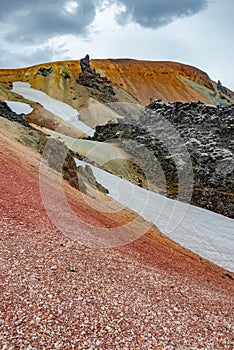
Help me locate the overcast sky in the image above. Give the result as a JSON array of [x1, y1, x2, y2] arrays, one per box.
[[0, 0, 233, 90]]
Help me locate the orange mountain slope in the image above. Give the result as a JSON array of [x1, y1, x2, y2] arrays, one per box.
[[92, 59, 225, 105], [0, 58, 233, 106]]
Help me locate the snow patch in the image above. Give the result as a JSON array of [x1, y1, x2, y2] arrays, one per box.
[[5, 100, 33, 115], [12, 82, 94, 136], [76, 159, 234, 272]]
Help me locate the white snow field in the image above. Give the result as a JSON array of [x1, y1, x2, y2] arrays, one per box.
[[76, 159, 234, 272], [5, 100, 33, 115], [12, 82, 94, 136]]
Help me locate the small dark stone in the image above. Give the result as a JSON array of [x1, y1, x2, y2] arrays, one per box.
[[224, 273, 234, 280], [67, 266, 78, 272]]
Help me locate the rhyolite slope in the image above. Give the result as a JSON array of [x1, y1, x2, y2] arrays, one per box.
[[1, 58, 233, 110]]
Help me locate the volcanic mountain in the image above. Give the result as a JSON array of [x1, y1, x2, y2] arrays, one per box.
[[1, 58, 234, 108], [0, 55, 233, 215], [0, 57, 234, 348]]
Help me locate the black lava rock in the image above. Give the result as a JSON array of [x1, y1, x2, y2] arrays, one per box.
[[0, 101, 30, 127], [91, 99, 234, 218]]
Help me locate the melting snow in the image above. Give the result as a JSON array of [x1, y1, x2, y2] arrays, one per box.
[[12, 82, 94, 136], [5, 100, 33, 115], [76, 159, 234, 272]]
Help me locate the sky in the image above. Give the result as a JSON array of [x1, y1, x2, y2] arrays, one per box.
[[0, 0, 233, 90]]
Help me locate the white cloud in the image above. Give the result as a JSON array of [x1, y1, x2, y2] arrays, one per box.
[[64, 1, 80, 14]]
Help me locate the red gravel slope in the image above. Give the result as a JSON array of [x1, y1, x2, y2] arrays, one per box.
[[0, 130, 234, 349]]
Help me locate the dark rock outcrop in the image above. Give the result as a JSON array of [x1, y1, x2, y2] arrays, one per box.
[[0, 101, 30, 127], [217, 80, 234, 100], [77, 54, 117, 103], [80, 54, 95, 73], [41, 138, 108, 194], [92, 100, 234, 218], [78, 164, 109, 194], [38, 67, 53, 77], [41, 138, 85, 191]]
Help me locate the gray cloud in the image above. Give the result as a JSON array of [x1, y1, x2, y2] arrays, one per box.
[[0, 45, 61, 68], [1, 0, 97, 43], [0, 0, 209, 44], [115, 0, 209, 28], [0, 0, 211, 69]]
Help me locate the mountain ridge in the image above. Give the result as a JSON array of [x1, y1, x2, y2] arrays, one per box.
[[1, 58, 233, 107]]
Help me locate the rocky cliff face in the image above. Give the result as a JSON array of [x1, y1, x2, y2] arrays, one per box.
[[76, 54, 117, 103], [92, 100, 234, 218], [41, 138, 83, 191]]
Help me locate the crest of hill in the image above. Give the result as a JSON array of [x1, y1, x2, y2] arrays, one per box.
[[0, 58, 233, 107], [92, 59, 234, 105]]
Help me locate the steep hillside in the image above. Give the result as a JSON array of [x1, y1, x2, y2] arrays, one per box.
[[0, 58, 233, 108], [1, 59, 234, 348], [0, 58, 233, 220], [1, 112, 234, 349]]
